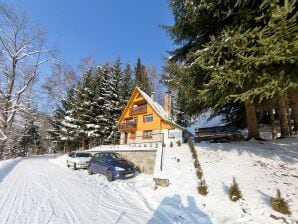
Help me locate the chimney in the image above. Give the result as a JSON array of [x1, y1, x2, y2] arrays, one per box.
[[164, 91, 171, 117]]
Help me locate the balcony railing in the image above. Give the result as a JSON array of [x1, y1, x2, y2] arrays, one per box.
[[129, 104, 147, 116], [118, 122, 137, 131]]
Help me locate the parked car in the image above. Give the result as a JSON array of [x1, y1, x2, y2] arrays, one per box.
[[88, 152, 135, 181], [66, 151, 92, 170]]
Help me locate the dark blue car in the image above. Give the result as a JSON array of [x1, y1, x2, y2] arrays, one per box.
[[87, 152, 135, 181]]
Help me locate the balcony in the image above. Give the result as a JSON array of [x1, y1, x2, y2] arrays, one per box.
[[118, 122, 137, 131], [129, 104, 147, 116]]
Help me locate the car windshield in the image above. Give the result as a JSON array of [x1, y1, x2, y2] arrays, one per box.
[[101, 153, 121, 161], [76, 153, 91, 157]]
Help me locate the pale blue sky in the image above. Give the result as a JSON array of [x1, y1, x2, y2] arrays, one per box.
[[4, 0, 174, 72]]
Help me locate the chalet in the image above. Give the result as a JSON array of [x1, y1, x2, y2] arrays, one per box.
[[118, 87, 184, 145]]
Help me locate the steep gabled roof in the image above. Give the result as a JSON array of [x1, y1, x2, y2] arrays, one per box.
[[118, 87, 184, 130]]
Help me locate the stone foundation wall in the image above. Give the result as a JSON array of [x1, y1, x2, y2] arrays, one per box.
[[117, 150, 156, 174]]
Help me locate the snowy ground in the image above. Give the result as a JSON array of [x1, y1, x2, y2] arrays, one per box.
[[0, 137, 297, 224]]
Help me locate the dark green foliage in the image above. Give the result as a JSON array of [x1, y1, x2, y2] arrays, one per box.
[[270, 189, 291, 215], [229, 178, 242, 202], [198, 179, 208, 196], [164, 0, 298, 136], [18, 118, 41, 153], [134, 58, 152, 95]]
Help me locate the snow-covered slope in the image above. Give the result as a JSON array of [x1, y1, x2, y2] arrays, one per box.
[[144, 138, 298, 224]]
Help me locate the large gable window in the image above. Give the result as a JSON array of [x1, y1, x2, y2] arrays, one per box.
[[143, 114, 153, 123]]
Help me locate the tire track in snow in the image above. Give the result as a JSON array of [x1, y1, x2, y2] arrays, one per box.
[[0, 156, 154, 224]]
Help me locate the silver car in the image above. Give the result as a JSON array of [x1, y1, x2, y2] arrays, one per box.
[[66, 151, 92, 170]]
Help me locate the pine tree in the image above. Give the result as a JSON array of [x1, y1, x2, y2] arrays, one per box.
[[134, 58, 152, 94], [102, 59, 123, 144], [121, 63, 134, 107], [48, 106, 66, 152], [164, 0, 298, 140], [19, 118, 41, 154], [94, 64, 115, 143], [59, 87, 80, 151]]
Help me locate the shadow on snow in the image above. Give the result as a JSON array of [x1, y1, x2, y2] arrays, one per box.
[[0, 158, 21, 184], [148, 194, 212, 224]]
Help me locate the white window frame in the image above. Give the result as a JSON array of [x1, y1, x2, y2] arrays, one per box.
[[143, 114, 153, 123]]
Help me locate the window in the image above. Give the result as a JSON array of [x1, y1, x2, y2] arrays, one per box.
[[125, 118, 134, 123], [76, 153, 91, 157], [143, 114, 153, 122], [143, 130, 152, 139], [168, 129, 176, 139]]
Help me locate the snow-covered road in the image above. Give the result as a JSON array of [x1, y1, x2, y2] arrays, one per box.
[[0, 155, 157, 224]]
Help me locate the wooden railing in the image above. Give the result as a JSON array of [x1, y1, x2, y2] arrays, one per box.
[[118, 122, 137, 131], [129, 104, 147, 115]]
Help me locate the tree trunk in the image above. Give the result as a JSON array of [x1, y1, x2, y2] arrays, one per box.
[[0, 142, 5, 159], [278, 95, 289, 138], [81, 138, 85, 150], [291, 96, 298, 133], [269, 106, 277, 139], [244, 99, 260, 140]]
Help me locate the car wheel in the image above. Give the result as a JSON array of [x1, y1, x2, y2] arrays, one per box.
[[88, 167, 93, 175], [106, 169, 113, 182], [73, 163, 77, 170]]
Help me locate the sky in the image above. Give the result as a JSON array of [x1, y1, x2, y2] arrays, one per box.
[[4, 0, 174, 73]]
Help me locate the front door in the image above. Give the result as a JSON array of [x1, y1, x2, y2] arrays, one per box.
[[124, 132, 128, 144]]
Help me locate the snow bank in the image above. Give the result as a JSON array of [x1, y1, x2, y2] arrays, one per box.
[[88, 144, 160, 152], [0, 157, 21, 182], [49, 154, 68, 168], [146, 138, 298, 224], [195, 138, 298, 223]]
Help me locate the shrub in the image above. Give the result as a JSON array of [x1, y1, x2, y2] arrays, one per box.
[[177, 140, 181, 146], [191, 150, 198, 160], [270, 189, 291, 215], [229, 178, 242, 202], [196, 169, 203, 179], [198, 179, 208, 195], [170, 142, 173, 147], [194, 160, 200, 168]]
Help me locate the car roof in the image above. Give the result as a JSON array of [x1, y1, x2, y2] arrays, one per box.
[[72, 151, 91, 154]]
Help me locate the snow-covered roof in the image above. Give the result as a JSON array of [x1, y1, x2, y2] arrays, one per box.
[[135, 87, 184, 130]]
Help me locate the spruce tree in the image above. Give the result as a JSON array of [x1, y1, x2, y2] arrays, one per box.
[[134, 58, 152, 94], [121, 63, 134, 106], [164, 0, 298, 139]]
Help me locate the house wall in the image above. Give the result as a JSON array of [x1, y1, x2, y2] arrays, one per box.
[[119, 88, 182, 145], [162, 128, 183, 145]]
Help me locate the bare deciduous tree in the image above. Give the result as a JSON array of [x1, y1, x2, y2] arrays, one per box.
[[42, 63, 78, 109], [0, 3, 51, 157]]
